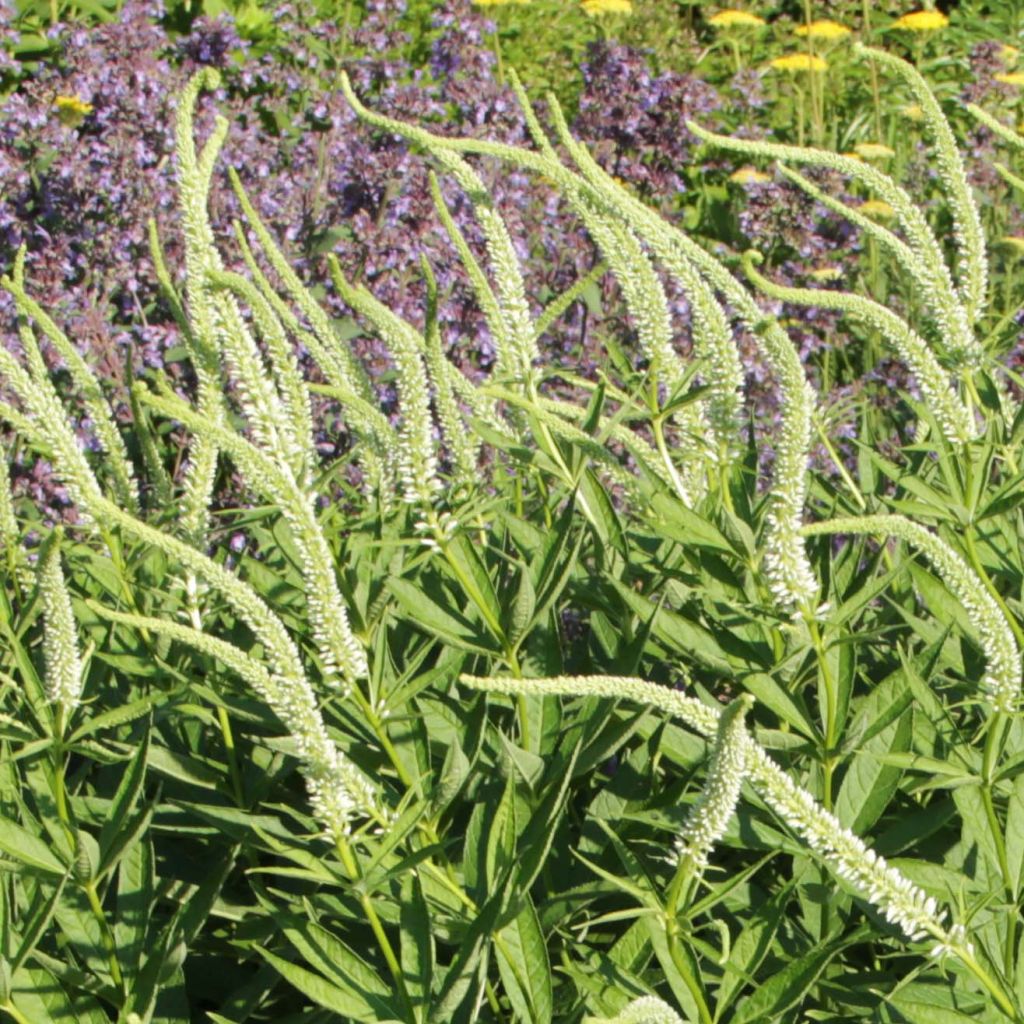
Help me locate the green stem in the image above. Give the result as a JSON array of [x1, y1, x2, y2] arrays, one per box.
[[336, 838, 413, 1020], [0, 1003, 34, 1024], [216, 705, 245, 807], [84, 882, 125, 991], [956, 944, 1022, 1022]]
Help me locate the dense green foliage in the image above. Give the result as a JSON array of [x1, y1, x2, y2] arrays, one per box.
[[8, 3, 1024, 1024]]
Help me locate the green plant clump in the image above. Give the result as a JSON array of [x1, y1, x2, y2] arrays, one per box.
[[5, 35, 1024, 1024]]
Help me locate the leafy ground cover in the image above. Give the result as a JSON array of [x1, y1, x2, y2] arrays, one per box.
[[4, 2, 1024, 1022]]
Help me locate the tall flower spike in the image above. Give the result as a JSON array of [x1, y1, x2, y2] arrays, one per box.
[[174, 70, 228, 551], [687, 121, 981, 370], [430, 147, 539, 383], [460, 673, 958, 952], [6, 266, 138, 515], [421, 257, 482, 495], [0, 441, 28, 593], [675, 693, 752, 872], [340, 71, 813, 606], [91, 604, 382, 842], [328, 260, 442, 509], [857, 44, 988, 321], [584, 996, 686, 1024], [37, 531, 84, 716], [534, 94, 816, 610], [506, 69, 743, 452], [568, 191, 709, 503], [802, 515, 1021, 713], [230, 221, 401, 499], [742, 252, 977, 444], [138, 386, 369, 688], [339, 79, 538, 385], [228, 169, 375, 406]]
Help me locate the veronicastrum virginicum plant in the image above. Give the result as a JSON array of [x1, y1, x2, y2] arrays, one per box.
[[337, 44, 1024, 1023], [3, 45, 1024, 1024]]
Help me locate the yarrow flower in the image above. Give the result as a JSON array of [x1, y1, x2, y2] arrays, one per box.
[[854, 142, 896, 159], [891, 10, 949, 31], [708, 10, 766, 28], [808, 265, 843, 281], [859, 198, 896, 219], [770, 53, 829, 72], [795, 19, 851, 40], [581, 0, 632, 15], [53, 94, 93, 127], [729, 165, 772, 184]]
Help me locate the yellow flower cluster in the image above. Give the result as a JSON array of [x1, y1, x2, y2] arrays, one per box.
[[708, 9, 765, 28], [795, 19, 850, 40], [808, 266, 843, 282], [859, 199, 896, 219], [996, 72, 1024, 86], [54, 95, 93, 127], [891, 10, 949, 31], [581, 0, 632, 15], [728, 166, 772, 184], [770, 53, 829, 72], [854, 142, 896, 160]]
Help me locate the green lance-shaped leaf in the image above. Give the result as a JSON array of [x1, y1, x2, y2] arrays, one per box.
[[742, 251, 976, 444], [686, 120, 981, 371], [857, 44, 988, 322], [460, 673, 959, 953], [802, 514, 1020, 713]]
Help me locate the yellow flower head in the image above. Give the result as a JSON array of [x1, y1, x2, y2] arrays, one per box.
[[770, 52, 829, 72], [708, 9, 766, 28], [891, 10, 949, 31], [808, 266, 843, 282], [729, 165, 772, 184], [859, 199, 896, 219], [795, 19, 851, 40], [1000, 236, 1024, 254], [54, 95, 93, 127], [902, 103, 925, 121], [854, 142, 896, 160], [581, 0, 632, 15], [996, 72, 1024, 87]]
